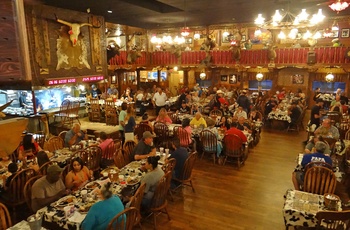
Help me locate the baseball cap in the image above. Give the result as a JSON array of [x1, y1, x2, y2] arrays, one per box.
[[143, 131, 156, 139], [47, 165, 63, 174]]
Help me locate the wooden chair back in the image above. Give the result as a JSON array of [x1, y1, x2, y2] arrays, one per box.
[[34, 131, 46, 149], [199, 129, 217, 164], [105, 100, 118, 126], [151, 171, 172, 210], [0, 202, 12, 229], [76, 146, 102, 172], [303, 166, 336, 195], [38, 161, 58, 175], [162, 158, 176, 174], [345, 130, 350, 140], [123, 140, 137, 164], [90, 98, 101, 122], [7, 168, 36, 206], [209, 109, 223, 117], [223, 134, 244, 157], [58, 131, 68, 142], [114, 149, 126, 169], [44, 136, 64, 152], [129, 183, 146, 226], [23, 175, 42, 213], [57, 99, 70, 117], [154, 122, 170, 145], [174, 126, 191, 148], [65, 101, 81, 126], [134, 124, 153, 141], [316, 210, 350, 230], [323, 138, 337, 153], [102, 141, 117, 160], [107, 207, 140, 230], [172, 151, 197, 193], [304, 161, 333, 172]]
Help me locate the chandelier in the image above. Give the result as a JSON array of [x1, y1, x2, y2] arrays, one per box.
[[256, 73, 264, 81], [200, 71, 206, 80], [329, 0, 349, 13], [254, 8, 325, 40], [181, 27, 190, 37]]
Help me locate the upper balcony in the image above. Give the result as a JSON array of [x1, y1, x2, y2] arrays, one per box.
[[108, 46, 350, 69]]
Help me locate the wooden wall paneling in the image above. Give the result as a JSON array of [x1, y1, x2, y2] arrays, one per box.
[[42, 19, 51, 66]]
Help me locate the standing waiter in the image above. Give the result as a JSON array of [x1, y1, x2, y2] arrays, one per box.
[[152, 88, 167, 115]]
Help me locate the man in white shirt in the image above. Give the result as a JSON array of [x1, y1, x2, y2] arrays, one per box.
[[152, 88, 167, 115]]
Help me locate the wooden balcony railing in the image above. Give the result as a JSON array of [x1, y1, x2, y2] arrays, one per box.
[[108, 47, 350, 67]]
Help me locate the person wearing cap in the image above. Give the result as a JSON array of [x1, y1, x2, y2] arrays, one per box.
[[216, 90, 229, 108], [292, 141, 332, 190], [91, 84, 102, 99], [31, 165, 66, 212], [288, 101, 301, 125], [131, 131, 156, 161], [310, 98, 324, 128]]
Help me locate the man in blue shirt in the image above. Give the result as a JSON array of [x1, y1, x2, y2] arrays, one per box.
[[169, 138, 189, 188], [292, 141, 332, 190], [65, 123, 88, 147]]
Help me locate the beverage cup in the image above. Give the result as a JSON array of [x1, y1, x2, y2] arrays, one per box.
[[119, 175, 124, 183], [165, 149, 169, 155], [81, 190, 88, 201], [160, 147, 164, 153]]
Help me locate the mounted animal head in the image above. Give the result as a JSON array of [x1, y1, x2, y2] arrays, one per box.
[[55, 14, 100, 47]]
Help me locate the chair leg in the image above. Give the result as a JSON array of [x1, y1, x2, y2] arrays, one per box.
[[153, 212, 157, 230], [164, 207, 171, 220], [190, 180, 195, 193]]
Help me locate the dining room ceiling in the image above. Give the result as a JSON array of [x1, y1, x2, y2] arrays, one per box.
[[42, 0, 350, 29]]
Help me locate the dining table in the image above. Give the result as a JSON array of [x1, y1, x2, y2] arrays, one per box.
[[7, 220, 47, 230], [283, 189, 342, 228], [37, 160, 146, 230]]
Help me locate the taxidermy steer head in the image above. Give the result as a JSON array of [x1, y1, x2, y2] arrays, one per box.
[[55, 14, 100, 47]]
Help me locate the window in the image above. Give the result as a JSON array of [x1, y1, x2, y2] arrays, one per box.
[[312, 81, 346, 93], [248, 80, 273, 90]]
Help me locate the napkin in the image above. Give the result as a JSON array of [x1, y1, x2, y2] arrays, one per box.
[[68, 211, 86, 223]]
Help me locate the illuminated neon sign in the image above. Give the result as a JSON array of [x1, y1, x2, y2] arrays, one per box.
[[47, 76, 104, 85], [82, 76, 104, 82]]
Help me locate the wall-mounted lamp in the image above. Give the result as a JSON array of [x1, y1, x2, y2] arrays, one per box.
[[173, 66, 178, 71], [325, 73, 334, 82], [256, 72, 264, 81]]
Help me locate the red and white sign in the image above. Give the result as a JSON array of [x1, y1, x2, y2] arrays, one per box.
[[46, 76, 104, 86]]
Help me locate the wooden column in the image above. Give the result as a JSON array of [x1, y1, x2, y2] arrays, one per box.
[[136, 69, 141, 90]]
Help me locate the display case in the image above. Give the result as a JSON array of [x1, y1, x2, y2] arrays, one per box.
[[0, 90, 34, 116]]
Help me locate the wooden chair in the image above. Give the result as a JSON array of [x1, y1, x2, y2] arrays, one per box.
[[316, 210, 350, 230], [172, 151, 197, 192], [64, 101, 81, 127], [107, 207, 140, 230], [173, 126, 193, 149], [154, 122, 170, 147], [162, 158, 176, 174], [114, 149, 126, 169], [303, 166, 336, 195], [58, 131, 68, 142], [38, 161, 58, 175], [76, 146, 102, 173], [134, 123, 153, 141], [323, 138, 337, 154], [54, 99, 70, 125], [345, 130, 350, 140], [304, 161, 333, 172], [101, 141, 117, 168], [105, 100, 118, 126], [90, 98, 101, 122], [287, 112, 304, 133], [0, 168, 36, 209], [149, 171, 172, 229], [23, 175, 42, 213], [33, 131, 46, 149], [209, 109, 223, 117], [44, 136, 64, 152], [129, 183, 146, 227], [0, 202, 12, 229], [123, 140, 137, 164], [223, 134, 245, 169], [199, 130, 217, 164]]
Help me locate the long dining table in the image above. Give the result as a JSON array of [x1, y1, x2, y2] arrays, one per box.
[[38, 160, 146, 230]]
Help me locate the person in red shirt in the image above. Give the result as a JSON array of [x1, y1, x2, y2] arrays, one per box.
[[18, 134, 42, 160], [225, 123, 247, 143]]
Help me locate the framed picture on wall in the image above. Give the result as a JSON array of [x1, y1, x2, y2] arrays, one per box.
[[229, 74, 240, 84], [341, 29, 350, 38], [111, 75, 117, 84], [292, 74, 304, 84], [185, 37, 193, 44], [221, 75, 228, 81]]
